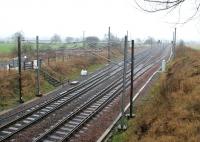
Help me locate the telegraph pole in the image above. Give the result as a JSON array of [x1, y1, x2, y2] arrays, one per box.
[[108, 26, 111, 62], [119, 35, 128, 130], [174, 28, 176, 59], [130, 40, 134, 118], [83, 31, 85, 48], [18, 36, 24, 103], [172, 32, 174, 59], [36, 36, 41, 97]]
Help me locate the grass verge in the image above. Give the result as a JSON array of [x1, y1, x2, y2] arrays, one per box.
[[111, 46, 200, 142], [0, 48, 123, 112], [0, 71, 55, 111]]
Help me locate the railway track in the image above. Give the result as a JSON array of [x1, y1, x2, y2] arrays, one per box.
[[33, 46, 170, 142], [33, 61, 156, 142], [0, 47, 155, 142], [0, 47, 150, 125]]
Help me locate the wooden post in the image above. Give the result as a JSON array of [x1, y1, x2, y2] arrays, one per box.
[[32, 61, 34, 69], [23, 62, 26, 70], [9, 64, 11, 72], [108, 26, 111, 62], [48, 57, 50, 65], [62, 55, 64, 62]]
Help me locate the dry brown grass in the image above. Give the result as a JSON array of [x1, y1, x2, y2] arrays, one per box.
[[0, 48, 123, 111], [43, 55, 106, 80], [43, 48, 123, 80], [0, 70, 54, 111], [112, 46, 200, 142]]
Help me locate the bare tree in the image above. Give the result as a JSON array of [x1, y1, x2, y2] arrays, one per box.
[[65, 37, 74, 43], [179, 39, 185, 46], [85, 36, 100, 48], [135, 0, 200, 22], [22, 42, 34, 55], [144, 36, 155, 44], [51, 34, 62, 43], [12, 31, 25, 41]]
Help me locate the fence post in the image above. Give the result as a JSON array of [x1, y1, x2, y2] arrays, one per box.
[[12, 59, 14, 67], [23, 62, 26, 70], [48, 57, 50, 65], [83, 31, 85, 48], [108, 26, 111, 63], [9, 64, 11, 72], [62, 55, 64, 62], [32, 61, 34, 69]]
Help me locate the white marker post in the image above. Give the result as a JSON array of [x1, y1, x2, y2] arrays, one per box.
[[162, 59, 166, 72]]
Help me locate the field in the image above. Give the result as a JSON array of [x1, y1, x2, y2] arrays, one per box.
[[0, 43, 15, 53], [0, 42, 90, 54], [187, 43, 200, 50], [111, 46, 200, 142]]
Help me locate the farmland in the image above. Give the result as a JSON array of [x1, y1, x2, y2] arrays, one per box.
[[0, 42, 85, 54], [0, 43, 15, 54]]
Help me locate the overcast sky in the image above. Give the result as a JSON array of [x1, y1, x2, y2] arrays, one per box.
[[0, 0, 200, 41]]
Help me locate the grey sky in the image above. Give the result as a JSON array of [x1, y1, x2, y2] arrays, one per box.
[[0, 0, 199, 41]]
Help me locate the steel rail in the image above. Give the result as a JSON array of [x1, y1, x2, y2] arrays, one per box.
[[33, 56, 158, 142], [0, 46, 150, 123], [0, 48, 154, 141]]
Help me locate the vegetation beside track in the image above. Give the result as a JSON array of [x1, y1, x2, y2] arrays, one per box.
[[0, 70, 54, 111], [0, 48, 123, 112], [111, 46, 200, 142], [42, 48, 123, 81]]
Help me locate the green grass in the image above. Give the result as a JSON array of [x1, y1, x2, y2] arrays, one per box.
[[0, 42, 84, 54], [186, 43, 200, 50], [22, 80, 55, 102], [0, 43, 15, 53], [41, 80, 55, 93], [45, 42, 83, 50], [0, 96, 19, 111], [87, 63, 105, 73], [112, 133, 126, 142], [191, 45, 200, 50], [68, 63, 105, 80], [111, 118, 130, 142], [68, 63, 104, 80], [111, 83, 160, 142]]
